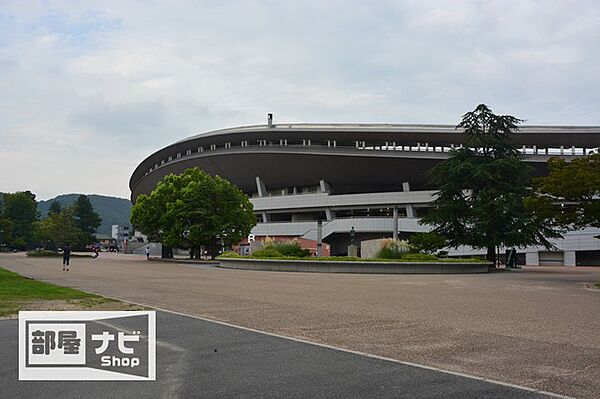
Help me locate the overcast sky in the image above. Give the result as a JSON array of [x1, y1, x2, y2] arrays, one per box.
[[1, 1, 599, 200]]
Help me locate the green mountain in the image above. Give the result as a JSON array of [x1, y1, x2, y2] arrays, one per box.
[[37, 194, 132, 236]]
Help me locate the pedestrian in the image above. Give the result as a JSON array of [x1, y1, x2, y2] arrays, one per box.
[[145, 246, 151, 261], [93, 247, 99, 259], [63, 245, 71, 271]]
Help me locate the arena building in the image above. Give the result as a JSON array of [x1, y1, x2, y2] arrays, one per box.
[[130, 115, 600, 266]]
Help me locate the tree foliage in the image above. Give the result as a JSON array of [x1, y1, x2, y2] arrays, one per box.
[[420, 104, 562, 263], [529, 153, 600, 237], [408, 232, 447, 255], [1, 191, 39, 249], [131, 168, 256, 258], [73, 195, 102, 245], [34, 208, 85, 252], [48, 201, 62, 216]]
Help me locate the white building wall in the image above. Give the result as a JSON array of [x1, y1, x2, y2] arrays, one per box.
[[249, 190, 600, 266]]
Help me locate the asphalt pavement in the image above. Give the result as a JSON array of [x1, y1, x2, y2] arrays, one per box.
[[0, 310, 553, 399]]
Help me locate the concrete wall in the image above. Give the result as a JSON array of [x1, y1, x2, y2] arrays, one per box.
[[219, 258, 490, 274], [251, 190, 436, 212], [360, 238, 385, 259]]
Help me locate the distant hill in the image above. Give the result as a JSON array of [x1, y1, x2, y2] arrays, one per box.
[[37, 194, 132, 236]]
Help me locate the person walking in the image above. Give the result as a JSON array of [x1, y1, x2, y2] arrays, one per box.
[[145, 246, 151, 261], [62, 245, 71, 271]]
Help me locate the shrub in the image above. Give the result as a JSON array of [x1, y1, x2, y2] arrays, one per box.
[[252, 248, 283, 258], [218, 251, 240, 258], [263, 239, 310, 257], [27, 249, 59, 257], [376, 239, 412, 259], [26, 250, 93, 258], [400, 253, 439, 261], [408, 232, 447, 254]]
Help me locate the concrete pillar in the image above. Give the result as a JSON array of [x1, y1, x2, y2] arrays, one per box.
[[319, 180, 331, 193], [325, 209, 334, 221], [261, 212, 268, 223], [564, 251, 576, 267], [404, 181, 415, 218], [526, 252, 539, 266], [392, 207, 399, 240], [316, 220, 323, 257], [255, 176, 267, 197]]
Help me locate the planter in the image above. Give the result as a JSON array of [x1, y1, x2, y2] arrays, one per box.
[[219, 258, 491, 274]]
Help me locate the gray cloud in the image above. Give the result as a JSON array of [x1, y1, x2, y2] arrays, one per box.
[[0, 0, 599, 199]]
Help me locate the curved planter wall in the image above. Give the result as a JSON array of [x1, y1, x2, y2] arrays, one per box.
[[219, 258, 491, 274]]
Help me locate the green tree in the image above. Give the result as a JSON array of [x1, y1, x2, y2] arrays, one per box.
[[0, 194, 11, 250], [73, 195, 102, 246], [34, 208, 85, 252], [0, 218, 13, 251], [408, 232, 447, 255], [1, 191, 39, 249], [48, 200, 62, 216], [530, 153, 600, 237], [131, 168, 256, 259], [420, 104, 562, 264]]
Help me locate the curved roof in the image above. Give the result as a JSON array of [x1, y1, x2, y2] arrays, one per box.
[[130, 123, 600, 202]]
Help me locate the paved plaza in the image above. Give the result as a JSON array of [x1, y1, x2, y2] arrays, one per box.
[[1, 253, 599, 398]]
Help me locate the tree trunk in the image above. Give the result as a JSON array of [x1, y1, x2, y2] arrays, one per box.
[[486, 246, 497, 267], [162, 245, 173, 259], [210, 236, 218, 259]]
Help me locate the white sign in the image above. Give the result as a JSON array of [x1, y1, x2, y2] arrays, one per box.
[[19, 311, 156, 381]]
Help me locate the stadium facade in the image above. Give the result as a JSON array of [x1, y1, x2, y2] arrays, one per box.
[[130, 117, 600, 266]]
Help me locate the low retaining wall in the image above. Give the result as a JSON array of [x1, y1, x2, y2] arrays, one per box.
[[219, 258, 491, 274]]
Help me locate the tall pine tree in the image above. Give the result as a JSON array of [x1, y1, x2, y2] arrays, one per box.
[[73, 195, 102, 246], [420, 104, 562, 265]]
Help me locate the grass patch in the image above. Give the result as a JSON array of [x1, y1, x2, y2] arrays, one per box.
[[0, 267, 140, 318], [218, 253, 486, 263], [0, 267, 98, 301], [596, 282, 600, 289]]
